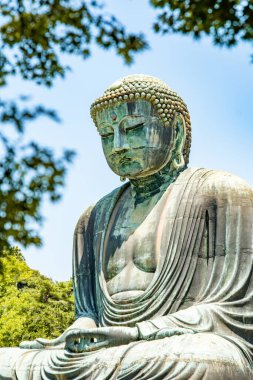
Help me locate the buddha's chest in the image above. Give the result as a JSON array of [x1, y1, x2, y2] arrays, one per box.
[[105, 219, 157, 281], [103, 192, 162, 289]]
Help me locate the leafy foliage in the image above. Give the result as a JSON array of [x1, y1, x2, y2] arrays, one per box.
[[0, 0, 148, 87], [0, 96, 76, 250], [0, 247, 74, 347], [151, 0, 253, 60], [0, 136, 75, 249]]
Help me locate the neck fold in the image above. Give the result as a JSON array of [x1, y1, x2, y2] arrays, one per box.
[[129, 165, 185, 203]]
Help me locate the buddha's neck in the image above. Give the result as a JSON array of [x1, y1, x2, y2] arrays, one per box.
[[129, 165, 182, 204]]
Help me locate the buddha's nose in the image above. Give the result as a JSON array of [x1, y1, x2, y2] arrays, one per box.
[[113, 128, 129, 152]]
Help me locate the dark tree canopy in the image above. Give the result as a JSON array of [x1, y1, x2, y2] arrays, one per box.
[[151, 0, 253, 60], [0, 0, 147, 87]]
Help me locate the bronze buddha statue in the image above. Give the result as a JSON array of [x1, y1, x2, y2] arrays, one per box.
[[0, 74, 253, 379]]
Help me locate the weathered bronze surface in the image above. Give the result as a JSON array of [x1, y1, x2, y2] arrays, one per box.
[[1, 74, 253, 379]]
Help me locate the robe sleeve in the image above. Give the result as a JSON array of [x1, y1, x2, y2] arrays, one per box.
[[136, 303, 253, 344], [73, 206, 99, 325], [137, 171, 253, 352]]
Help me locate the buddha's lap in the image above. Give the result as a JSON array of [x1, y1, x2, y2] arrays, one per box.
[[0, 333, 252, 379], [120, 333, 252, 379]]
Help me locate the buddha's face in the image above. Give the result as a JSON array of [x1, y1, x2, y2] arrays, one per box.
[[96, 100, 173, 179]]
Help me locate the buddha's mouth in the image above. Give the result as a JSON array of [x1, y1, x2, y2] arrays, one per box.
[[118, 156, 132, 165], [110, 152, 133, 163], [108, 152, 143, 171]]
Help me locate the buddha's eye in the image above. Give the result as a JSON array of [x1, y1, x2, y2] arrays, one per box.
[[125, 122, 144, 132], [98, 126, 114, 138], [101, 132, 114, 139], [124, 116, 146, 132]]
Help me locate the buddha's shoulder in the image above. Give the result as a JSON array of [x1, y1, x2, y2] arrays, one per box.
[[75, 183, 128, 231], [183, 167, 253, 198], [92, 183, 128, 211], [74, 205, 94, 233]]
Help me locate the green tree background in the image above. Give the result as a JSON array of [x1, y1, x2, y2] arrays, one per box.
[[0, 247, 74, 346]]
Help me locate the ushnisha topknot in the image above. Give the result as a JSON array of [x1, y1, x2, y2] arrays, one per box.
[[90, 74, 191, 165]]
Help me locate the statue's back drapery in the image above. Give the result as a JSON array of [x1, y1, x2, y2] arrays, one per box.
[[0, 75, 253, 379]]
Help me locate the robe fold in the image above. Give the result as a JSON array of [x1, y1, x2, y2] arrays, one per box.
[[1, 167, 253, 379]]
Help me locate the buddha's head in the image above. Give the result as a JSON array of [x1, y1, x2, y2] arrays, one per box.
[[90, 74, 191, 179]]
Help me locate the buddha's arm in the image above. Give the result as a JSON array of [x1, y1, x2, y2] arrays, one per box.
[[135, 300, 253, 345], [20, 207, 98, 350], [136, 305, 218, 341], [63, 307, 213, 352], [72, 205, 99, 323], [63, 307, 212, 353], [64, 307, 211, 353]]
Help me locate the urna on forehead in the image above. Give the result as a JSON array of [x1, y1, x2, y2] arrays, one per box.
[[90, 74, 192, 165]]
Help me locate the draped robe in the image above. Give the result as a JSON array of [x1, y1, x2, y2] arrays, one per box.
[[1, 167, 253, 379]]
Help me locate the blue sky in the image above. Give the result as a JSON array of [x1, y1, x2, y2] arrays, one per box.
[[3, 0, 253, 280]]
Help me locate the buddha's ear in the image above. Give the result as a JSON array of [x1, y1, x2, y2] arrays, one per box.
[[171, 112, 186, 170]]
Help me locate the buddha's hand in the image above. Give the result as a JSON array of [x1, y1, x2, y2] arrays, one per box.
[[19, 317, 97, 350], [147, 327, 196, 341], [19, 330, 71, 350], [65, 326, 139, 353]]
